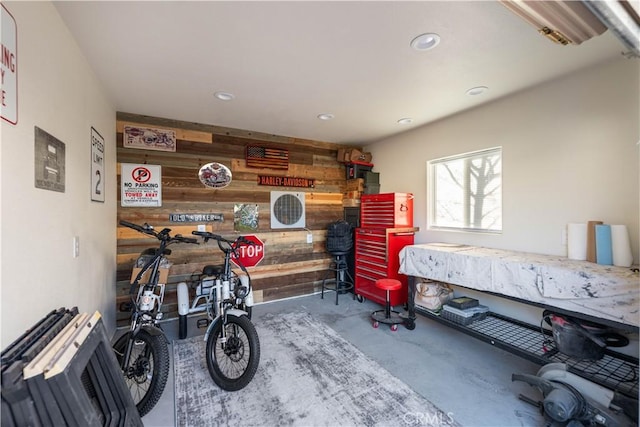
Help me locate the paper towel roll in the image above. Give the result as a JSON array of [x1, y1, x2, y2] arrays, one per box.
[[567, 223, 587, 261], [611, 224, 633, 267], [586, 220, 603, 263], [595, 224, 613, 265]]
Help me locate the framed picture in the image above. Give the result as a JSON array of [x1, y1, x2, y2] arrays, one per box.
[[123, 125, 176, 152], [234, 203, 259, 232], [34, 126, 65, 193], [91, 127, 105, 202]]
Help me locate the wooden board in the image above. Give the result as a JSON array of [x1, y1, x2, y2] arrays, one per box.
[[116, 112, 357, 322]]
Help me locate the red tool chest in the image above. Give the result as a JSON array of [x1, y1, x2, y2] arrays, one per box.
[[355, 193, 417, 307], [360, 193, 414, 228]]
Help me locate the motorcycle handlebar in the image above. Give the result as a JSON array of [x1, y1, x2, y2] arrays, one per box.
[[120, 221, 198, 245], [238, 236, 256, 246], [192, 231, 254, 247], [119, 220, 154, 235], [192, 230, 222, 241], [174, 235, 199, 245]]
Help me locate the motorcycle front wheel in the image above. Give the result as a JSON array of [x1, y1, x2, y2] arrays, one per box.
[[206, 314, 260, 391], [112, 328, 169, 417]]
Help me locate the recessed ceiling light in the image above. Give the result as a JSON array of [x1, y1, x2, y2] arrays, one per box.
[[410, 33, 441, 51], [214, 91, 235, 101], [317, 113, 335, 121], [397, 118, 413, 124], [466, 86, 488, 96]]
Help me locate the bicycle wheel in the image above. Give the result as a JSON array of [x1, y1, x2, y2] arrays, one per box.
[[206, 314, 260, 391], [112, 328, 170, 417]]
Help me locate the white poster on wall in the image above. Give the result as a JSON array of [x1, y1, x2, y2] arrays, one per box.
[[1, 4, 18, 125], [121, 163, 162, 207]]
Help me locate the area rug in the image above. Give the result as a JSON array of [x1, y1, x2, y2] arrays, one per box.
[[173, 311, 458, 427]]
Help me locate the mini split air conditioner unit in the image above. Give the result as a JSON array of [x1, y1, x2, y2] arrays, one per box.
[[270, 191, 306, 229]]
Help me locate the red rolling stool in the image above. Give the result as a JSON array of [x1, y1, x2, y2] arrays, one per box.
[[371, 278, 404, 331]]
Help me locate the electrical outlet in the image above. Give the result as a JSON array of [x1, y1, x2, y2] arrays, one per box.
[[306, 233, 313, 244], [197, 224, 206, 232], [73, 236, 80, 258]]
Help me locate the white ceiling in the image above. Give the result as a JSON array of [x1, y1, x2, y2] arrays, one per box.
[[54, 1, 625, 145]]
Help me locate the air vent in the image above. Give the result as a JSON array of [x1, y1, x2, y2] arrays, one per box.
[[270, 191, 305, 229]]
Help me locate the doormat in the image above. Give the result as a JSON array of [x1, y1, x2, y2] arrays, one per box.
[[173, 311, 458, 426]]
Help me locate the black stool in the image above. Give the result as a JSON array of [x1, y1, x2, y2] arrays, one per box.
[[321, 251, 354, 305]]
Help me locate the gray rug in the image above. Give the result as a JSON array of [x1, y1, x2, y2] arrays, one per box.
[[173, 312, 458, 427]]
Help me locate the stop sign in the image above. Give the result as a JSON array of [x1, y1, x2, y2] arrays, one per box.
[[231, 234, 264, 268]]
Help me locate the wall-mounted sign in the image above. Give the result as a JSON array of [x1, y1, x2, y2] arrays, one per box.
[[198, 162, 232, 188], [169, 213, 224, 223], [246, 145, 288, 170], [121, 163, 162, 207], [230, 234, 264, 268], [35, 127, 65, 192], [123, 125, 176, 152], [257, 175, 314, 188], [91, 127, 105, 202], [1, 4, 18, 125]]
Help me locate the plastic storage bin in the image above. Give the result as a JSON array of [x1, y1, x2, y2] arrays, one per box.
[[442, 304, 489, 325], [447, 296, 479, 310]]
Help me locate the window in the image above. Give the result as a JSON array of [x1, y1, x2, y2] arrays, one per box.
[[428, 147, 502, 232]]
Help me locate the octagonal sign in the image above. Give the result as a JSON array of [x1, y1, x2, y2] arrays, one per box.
[[231, 234, 264, 268]]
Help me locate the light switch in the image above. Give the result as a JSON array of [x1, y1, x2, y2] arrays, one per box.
[[73, 236, 80, 258]]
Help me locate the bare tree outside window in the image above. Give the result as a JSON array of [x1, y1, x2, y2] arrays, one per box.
[[429, 148, 502, 232]]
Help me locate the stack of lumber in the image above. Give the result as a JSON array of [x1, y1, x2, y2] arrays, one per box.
[[342, 178, 364, 207]]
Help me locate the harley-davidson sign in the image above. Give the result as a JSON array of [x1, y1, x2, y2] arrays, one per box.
[[257, 175, 314, 188]]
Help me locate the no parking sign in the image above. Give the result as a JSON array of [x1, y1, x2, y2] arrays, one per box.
[[121, 163, 162, 207]]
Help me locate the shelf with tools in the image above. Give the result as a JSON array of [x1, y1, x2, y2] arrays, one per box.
[[413, 305, 639, 399]]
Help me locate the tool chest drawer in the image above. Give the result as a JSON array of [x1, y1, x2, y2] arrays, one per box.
[[354, 228, 416, 306], [355, 229, 386, 261], [360, 193, 414, 228]]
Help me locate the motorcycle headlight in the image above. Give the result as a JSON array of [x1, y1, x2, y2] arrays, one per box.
[[235, 286, 248, 299]]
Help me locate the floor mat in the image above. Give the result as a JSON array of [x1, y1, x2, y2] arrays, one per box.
[[173, 311, 458, 426]]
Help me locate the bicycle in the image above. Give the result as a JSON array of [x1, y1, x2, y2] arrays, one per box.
[[112, 221, 198, 417], [178, 231, 260, 391]]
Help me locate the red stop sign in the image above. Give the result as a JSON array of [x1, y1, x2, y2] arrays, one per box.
[[231, 234, 264, 268]]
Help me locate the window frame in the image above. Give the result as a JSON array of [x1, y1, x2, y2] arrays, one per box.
[[427, 147, 503, 234]]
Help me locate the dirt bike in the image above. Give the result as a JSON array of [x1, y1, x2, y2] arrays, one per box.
[[112, 221, 198, 417], [177, 231, 260, 391]]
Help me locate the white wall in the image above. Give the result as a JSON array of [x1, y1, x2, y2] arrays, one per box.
[[367, 58, 639, 262], [1, 1, 116, 348]]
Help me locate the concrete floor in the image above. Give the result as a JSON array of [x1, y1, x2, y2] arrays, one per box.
[[141, 293, 546, 427]]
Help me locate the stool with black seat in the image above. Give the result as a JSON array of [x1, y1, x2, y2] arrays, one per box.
[[321, 251, 355, 305], [321, 220, 355, 305], [371, 278, 404, 331]]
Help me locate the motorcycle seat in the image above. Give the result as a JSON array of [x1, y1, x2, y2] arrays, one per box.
[[203, 264, 223, 276]]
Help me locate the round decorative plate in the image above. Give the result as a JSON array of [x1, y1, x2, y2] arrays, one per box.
[[198, 162, 232, 189]]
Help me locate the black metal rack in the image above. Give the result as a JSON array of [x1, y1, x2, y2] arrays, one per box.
[[1, 308, 143, 426], [415, 306, 639, 399]]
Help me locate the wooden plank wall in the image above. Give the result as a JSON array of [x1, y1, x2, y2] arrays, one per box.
[[116, 112, 356, 326]]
